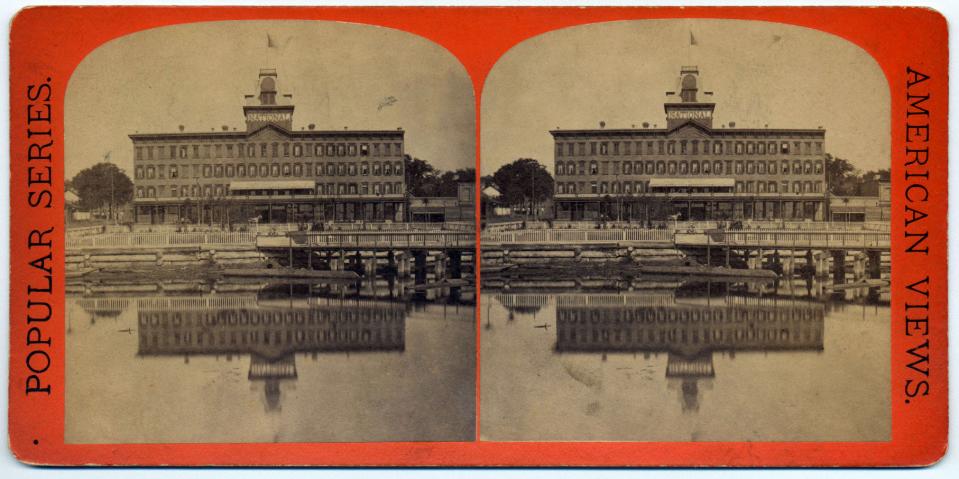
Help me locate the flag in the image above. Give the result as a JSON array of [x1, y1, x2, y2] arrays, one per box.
[[267, 34, 277, 48], [689, 31, 698, 46]]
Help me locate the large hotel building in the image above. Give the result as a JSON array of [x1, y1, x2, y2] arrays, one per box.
[[131, 69, 407, 224], [551, 66, 828, 221]]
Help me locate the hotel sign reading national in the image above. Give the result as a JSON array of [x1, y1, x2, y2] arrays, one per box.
[[246, 112, 293, 123], [666, 109, 713, 120]]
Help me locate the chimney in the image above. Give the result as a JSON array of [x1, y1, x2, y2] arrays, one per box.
[[178, 125, 185, 132]]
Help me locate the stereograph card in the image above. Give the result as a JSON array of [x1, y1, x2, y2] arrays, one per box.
[[6, 5, 948, 467]]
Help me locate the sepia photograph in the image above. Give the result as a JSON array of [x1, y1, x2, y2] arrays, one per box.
[[479, 19, 892, 441], [63, 20, 476, 443]]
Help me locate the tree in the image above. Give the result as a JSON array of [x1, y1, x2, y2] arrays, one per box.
[[490, 158, 554, 208], [825, 154, 859, 195], [434, 168, 476, 197], [70, 162, 133, 219], [403, 154, 438, 197]]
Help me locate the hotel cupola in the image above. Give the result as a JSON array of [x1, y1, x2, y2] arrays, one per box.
[[244, 68, 294, 132], [664, 66, 715, 130]]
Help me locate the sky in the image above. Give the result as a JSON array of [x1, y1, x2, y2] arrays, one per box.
[[481, 19, 890, 175], [65, 20, 475, 180]]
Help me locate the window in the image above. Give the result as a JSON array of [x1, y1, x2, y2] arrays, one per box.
[[713, 142, 722, 155], [757, 161, 766, 174], [337, 144, 345, 156], [793, 160, 802, 174], [270, 164, 279, 177], [578, 142, 586, 155], [815, 161, 824, 175], [383, 162, 392, 176], [373, 183, 381, 195], [294, 163, 303, 176], [758, 142, 766, 154], [781, 142, 790, 154], [326, 144, 334, 156], [202, 165, 211, 178], [348, 164, 357, 176], [667, 161, 676, 174], [557, 163, 565, 175], [590, 142, 598, 155], [567, 143, 575, 156], [384, 183, 393, 194], [769, 181, 777, 193], [746, 161, 754, 174], [679, 161, 688, 174], [735, 142, 744, 154], [600, 142, 608, 155], [702, 161, 711, 174], [135, 147, 143, 161], [394, 143, 402, 155], [556, 183, 565, 194], [657, 141, 665, 155], [361, 163, 369, 175], [293, 144, 302, 157], [361, 183, 369, 195], [746, 142, 755, 154], [348, 144, 357, 156], [282, 164, 291, 176], [666, 141, 675, 155], [781, 181, 789, 193], [758, 182, 766, 193], [146, 186, 155, 198], [135, 166, 144, 179], [734, 161, 744, 175], [170, 165, 178, 179], [714, 160, 723, 174], [656, 161, 666, 175], [690, 161, 700, 175], [394, 161, 402, 176], [815, 142, 823, 154], [238, 164, 246, 177], [169, 145, 176, 158], [623, 162, 632, 174], [680, 141, 688, 155], [314, 144, 323, 156], [179, 146, 188, 159], [589, 161, 598, 175], [782, 160, 790, 174], [136, 187, 144, 198], [214, 165, 223, 178], [613, 142, 620, 155], [691, 140, 699, 155]]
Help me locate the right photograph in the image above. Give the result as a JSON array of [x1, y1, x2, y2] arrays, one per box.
[[479, 19, 891, 441]]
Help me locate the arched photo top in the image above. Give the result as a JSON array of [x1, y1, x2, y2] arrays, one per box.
[[65, 20, 476, 180], [481, 19, 889, 177]]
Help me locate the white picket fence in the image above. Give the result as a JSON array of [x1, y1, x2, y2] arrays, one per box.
[[67, 232, 257, 249]]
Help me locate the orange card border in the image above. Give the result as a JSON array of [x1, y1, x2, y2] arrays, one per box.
[[8, 5, 948, 467]]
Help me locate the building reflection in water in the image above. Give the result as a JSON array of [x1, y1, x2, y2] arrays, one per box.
[[77, 288, 408, 412], [498, 290, 825, 413]]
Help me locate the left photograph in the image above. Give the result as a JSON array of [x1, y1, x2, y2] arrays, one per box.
[[63, 21, 476, 443]]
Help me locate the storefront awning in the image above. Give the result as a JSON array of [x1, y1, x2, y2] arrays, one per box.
[[230, 180, 315, 191], [648, 178, 736, 188]]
